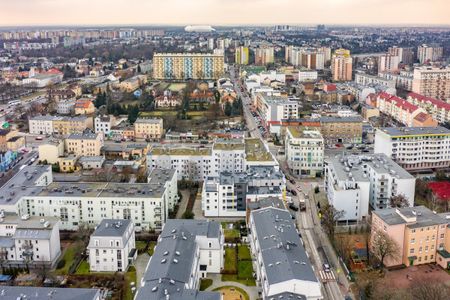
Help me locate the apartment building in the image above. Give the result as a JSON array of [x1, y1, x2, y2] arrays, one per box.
[[371, 206, 449, 268], [134, 118, 163, 139], [374, 127, 450, 172], [379, 70, 414, 91], [153, 53, 224, 80], [412, 66, 450, 101], [248, 204, 322, 300], [285, 46, 328, 70], [417, 44, 443, 64], [407, 92, 450, 124], [135, 219, 223, 300], [74, 98, 95, 115], [65, 132, 104, 157], [53, 116, 94, 135], [0, 129, 20, 152], [57, 99, 75, 115], [88, 219, 136, 272], [331, 48, 353, 82], [147, 168, 178, 211], [0, 214, 61, 267], [285, 126, 324, 178], [355, 73, 396, 89], [324, 154, 415, 222], [375, 92, 437, 127], [148, 138, 277, 181], [319, 116, 363, 145], [235, 46, 249, 65], [38, 139, 64, 164], [0, 166, 177, 232], [255, 46, 274, 66], [388, 46, 414, 65], [378, 53, 400, 73], [254, 92, 299, 129], [28, 115, 59, 135], [0, 286, 101, 300], [202, 166, 284, 217], [94, 115, 116, 137], [118, 75, 146, 92]]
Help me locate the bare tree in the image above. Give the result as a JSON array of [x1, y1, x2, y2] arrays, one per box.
[[334, 234, 353, 265], [389, 194, 410, 208], [411, 280, 450, 300], [320, 203, 344, 239], [370, 230, 399, 268]]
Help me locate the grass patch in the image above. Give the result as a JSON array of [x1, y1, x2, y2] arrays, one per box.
[[136, 241, 147, 253], [147, 241, 157, 256], [75, 260, 90, 275], [237, 261, 253, 280], [124, 266, 137, 300], [221, 274, 256, 286], [212, 285, 250, 300], [238, 245, 252, 261], [199, 278, 213, 291], [55, 244, 78, 274], [223, 247, 237, 274]]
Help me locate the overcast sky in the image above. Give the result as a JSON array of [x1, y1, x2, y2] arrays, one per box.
[[0, 0, 449, 26]]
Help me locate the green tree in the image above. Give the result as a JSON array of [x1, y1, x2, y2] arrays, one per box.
[[224, 101, 232, 116], [127, 105, 140, 124]]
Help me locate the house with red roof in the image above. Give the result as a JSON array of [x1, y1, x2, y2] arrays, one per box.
[[407, 92, 450, 124], [74, 98, 95, 115], [375, 92, 437, 127]]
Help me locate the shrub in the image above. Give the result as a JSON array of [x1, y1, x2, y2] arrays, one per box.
[[56, 259, 66, 269]]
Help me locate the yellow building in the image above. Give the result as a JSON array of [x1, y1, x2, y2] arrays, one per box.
[[74, 98, 96, 115], [331, 48, 353, 82], [235, 46, 249, 65], [58, 155, 78, 173], [134, 118, 163, 139], [53, 116, 93, 135], [0, 129, 22, 152], [153, 53, 224, 80], [38, 139, 64, 164], [65, 132, 104, 157], [371, 206, 450, 268]]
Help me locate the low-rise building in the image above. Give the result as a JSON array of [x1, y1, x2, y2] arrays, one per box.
[[65, 132, 104, 157], [53, 116, 93, 135], [0, 214, 61, 267], [371, 206, 450, 268], [254, 92, 299, 130], [134, 118, 163, 139], [135, 219, 223, 300], [248, 204, 322, 299], [74, 98, 96, 115], [88, 219, 136, 272], [29, 115, 59, 135], [56, 99, 75, 115], [0, 286, 101, 300], [38, 139, 64, 164], [374, 127, 450, 172], [285, 126, 324, 178], [78, 156, 105, 169], [324, 154, 415, 222], [0, 129, 22, 152], [319, 116, 363, 146], [95, 115, 117, 137]]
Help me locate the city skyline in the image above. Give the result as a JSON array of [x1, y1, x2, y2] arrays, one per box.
[[0, 0, 450, 26]]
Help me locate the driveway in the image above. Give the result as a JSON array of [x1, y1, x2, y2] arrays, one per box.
[[134, 253, 150, 287], [175, 189, 191, 219], [205, 273, 260, 300]]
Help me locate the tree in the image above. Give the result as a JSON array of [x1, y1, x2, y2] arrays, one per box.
[[224, 101, 232, 116], [334, 234, 353, 265], [182, 210, 195, 219], [389, 194, 409, 208], [127, 105, 140, 124], [137, 64, 142, 73], [320, 204, 344, 239], [410, 280, 450, 300], [370, 229, 399, 268]]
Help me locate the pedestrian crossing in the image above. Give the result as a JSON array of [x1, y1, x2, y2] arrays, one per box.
[[319, 270, 336, 281]]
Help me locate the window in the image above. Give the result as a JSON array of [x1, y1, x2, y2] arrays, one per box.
[[411, 238, 415, 244], [410, 248, 414, 254]]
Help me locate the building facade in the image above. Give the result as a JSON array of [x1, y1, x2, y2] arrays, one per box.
[[331, 48, 352, 82], [412, 67, 450, 101], [134, 118, 163, 139]]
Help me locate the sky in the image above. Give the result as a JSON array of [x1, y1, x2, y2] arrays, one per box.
[[0, 0, 449, 26]]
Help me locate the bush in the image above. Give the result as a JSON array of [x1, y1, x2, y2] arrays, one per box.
[[314, 186, 320, 193], [56, 259, 66, 269], [182, 210, 195, 219]]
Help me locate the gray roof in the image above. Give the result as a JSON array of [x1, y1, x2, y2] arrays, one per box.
[[247, 197, 286, 211], [67, 133, 99, 140], [136, 283, 220, 300], [0, 237, 14, 248], [373, 206, 449, 227], [0, 286, 100, 300], [0, 165, 51, 206], [319, 116, 363, 123], [327, 153, 413, 182], [251, 207, 318, 286], [78, 156, 105, 163], [160, 220, 221, 239], [92, 219, 132, 238], [378, 126, 450, 137], [148, 169, 176, 186]]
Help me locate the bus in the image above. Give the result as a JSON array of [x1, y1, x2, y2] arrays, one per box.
[[7, 100, 21, 107]]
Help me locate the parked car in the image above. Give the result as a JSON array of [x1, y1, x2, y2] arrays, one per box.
[[323, 263, 331, 272], [289, 204, 299, 211], [289, 178, 296, 184]]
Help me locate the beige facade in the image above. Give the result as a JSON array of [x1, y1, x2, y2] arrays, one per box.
[[134, 118, 163, 139], [412, 67, 450, 101], [38, 139, 64, 164], [74, 99, 96, 115], [0, 129, 19, 152], [371, 206, 450, 268], [319, 117, 363, 145], [153, 53, 224, 80], [53, 116, 93, 135], [65, 133, 104, 157], [331, 48, 352, 82]]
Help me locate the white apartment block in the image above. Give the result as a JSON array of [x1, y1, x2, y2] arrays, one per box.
[[28, 115, 60, 135], [147, 168, 178, 211], [248, 205, 322, 300], [0, 214, 61, 267], [324, 154, 415, 222], [0, 166, 177, 232], [379, 70, 414, 91], [355, 72, 396, 88], [285, 127, 324, 178], [148, 138, 278, 181], [254, 92, 299, 129], [374, 127, 450, 172], [56, 99, 75, 115], [94, 115, 116, 137], [88, 219, 136, 272], [135, 220, 223, 300], [412, 66, 450, 101], [202, 166, 284, 217], [297, 69, 318, 82], [378, 53, 400, 73], [417, 44, 443, 64]]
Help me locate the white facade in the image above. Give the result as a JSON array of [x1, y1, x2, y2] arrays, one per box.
[[0, 214, 61, 267], [298, 69, 318, 82], [378, 54, 400, 73], [374, 127, 450, 171], [88, 219, 136, 272], [324, 154, 415, 222], [94, 115, 115, 137], [56, 100, 75, 115], [254, 92, 299, 128], [355, 73, 396, 88], [28, 116, 59, 135], [285, 127, 324, 178]]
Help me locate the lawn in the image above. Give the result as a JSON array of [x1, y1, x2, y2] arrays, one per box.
[[212, 285, 250, 300], [237, 261, 253, 280], [75, 260, 90, 275], [223, 247, 237, 274], [139, 110, 177, 118], [55, 243, 78, 274], [238, 245, 252, 261], [222, 222, 241, 243], [199, 278, 213, 291], [124, 266, 137, 300], [136, 241, 147, 253], [147, 241, 157, 256]]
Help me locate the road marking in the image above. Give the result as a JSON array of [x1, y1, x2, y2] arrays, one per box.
[[319, 270, 336, 281]]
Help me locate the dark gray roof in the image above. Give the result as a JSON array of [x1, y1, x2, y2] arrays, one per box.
[[319, 116, 363, 123], [247, 197, 286, 211], [378, 126, 450, 137], [373, 206, 448, 227], [148, 169, 176, 185], [92, 219, 132, 237], [251, 207, 318, 286], [136, 283, 220, 300], [160, 220, 221, 239], [0, 286, 100, 300]]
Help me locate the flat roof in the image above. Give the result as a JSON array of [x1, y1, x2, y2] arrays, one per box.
[[373, 206, 448, 227], [378, 126, 450, 137], [0, 286, 100, 300], [245, 139, 273, 162], [287, 126, 322, 139], [151, 147, 211, 156], [212, 139, 245, 151]]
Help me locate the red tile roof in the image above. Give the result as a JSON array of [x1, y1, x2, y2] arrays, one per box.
[[377, 92, 419, 113], [408, 92, 450, 111]]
